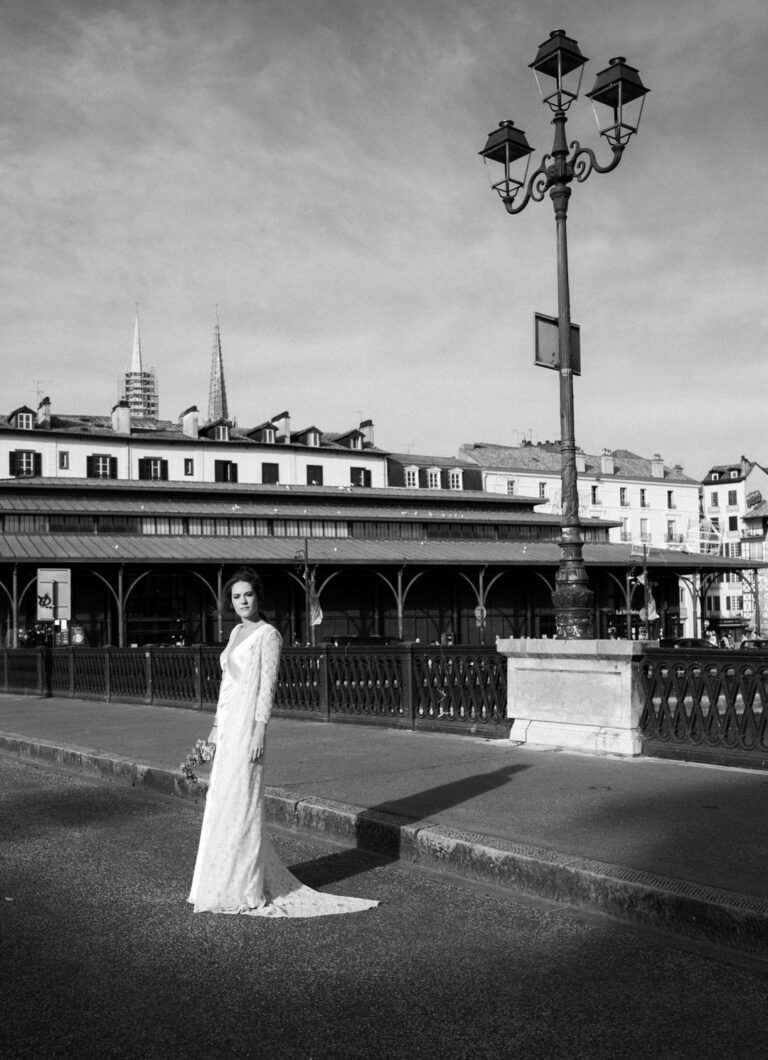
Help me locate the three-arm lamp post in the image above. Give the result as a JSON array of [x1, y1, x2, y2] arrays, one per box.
[[480, 30, 649, 639]]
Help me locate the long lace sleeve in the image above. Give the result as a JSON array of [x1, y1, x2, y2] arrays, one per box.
[[254, 627, 282, 724]]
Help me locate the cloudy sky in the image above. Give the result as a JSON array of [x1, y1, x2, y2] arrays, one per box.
[[2, 0, 766, 478]]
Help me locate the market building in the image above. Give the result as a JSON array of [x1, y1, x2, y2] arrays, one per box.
[[2, 373, 760, 648]]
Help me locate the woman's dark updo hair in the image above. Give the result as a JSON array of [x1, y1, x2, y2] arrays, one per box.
[[221, 567, 266, 616]]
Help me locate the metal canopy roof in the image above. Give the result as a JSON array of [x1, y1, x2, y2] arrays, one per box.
[[0, 476, 539, 509], [0, 533, 756, 570], [0, 479, 618, 527], [0, 493, 589, 527]]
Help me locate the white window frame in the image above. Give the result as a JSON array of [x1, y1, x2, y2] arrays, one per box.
[[16, 450, 36, 475], [405, 467, 418, 489], [147, 458, 165, 480], [427, 468, 441, 490], [16, 412, 34, 430], [93, 455, 113, 479]]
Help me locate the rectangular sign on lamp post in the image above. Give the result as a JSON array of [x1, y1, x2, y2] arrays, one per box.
[[534, 312, 581, 375]]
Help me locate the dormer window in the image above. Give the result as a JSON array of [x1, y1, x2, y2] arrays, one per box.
[[248, 423, 278, 444], [214, 425, 229, 442], [350, 434, 362, 450], [427, 468, 441, 490], [9, 407, 36, 430], [711, 472, 720, 481], [449, 469, 462, 491], [306, 430, 320, 447], [730, 470, 738, 479], [405, 466, 418, 489]]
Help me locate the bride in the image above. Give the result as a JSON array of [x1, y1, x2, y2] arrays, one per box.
[[188, 567, 378, 917]]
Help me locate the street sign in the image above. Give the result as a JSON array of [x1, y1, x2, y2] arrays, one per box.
[[534, 313, 581, 375], [37, 568, 71, 621]]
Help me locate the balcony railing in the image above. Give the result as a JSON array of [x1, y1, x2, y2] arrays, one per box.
[[641, 645, 768, 769], [0, 644, 510, 739]]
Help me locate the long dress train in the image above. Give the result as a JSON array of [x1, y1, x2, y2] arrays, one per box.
[[188, 621, 378, 917]]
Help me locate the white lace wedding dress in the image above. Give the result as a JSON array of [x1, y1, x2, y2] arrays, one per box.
[[188, 621, 378, 917]]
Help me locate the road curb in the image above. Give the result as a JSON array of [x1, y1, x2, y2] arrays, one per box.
[[3, 733, 767, 957]]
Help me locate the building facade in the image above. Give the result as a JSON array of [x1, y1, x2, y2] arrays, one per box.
[[459, 441, 702, 551], [700, 457, 768, 637], [1, 400, 387, 492]]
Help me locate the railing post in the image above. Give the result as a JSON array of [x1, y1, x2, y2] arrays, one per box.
[[195, 645, 203, 710], [68, 647, 75, 698], [145, 649, 153, 705], [318, 647, 331, 722], [402, 645, 415, 729], [37, 646, 47, 697], [104, 648, 111, 702]]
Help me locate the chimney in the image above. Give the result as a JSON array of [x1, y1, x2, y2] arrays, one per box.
[[651, 453, 664, 478], [37, 395, 51, 429], [359, 418, 375, 447], [600, 448, 614, 475], [575, 449, 586, 473], [111, 400, 131, 434], [180, 405, 199, 438], [271, 410, 291, 443]]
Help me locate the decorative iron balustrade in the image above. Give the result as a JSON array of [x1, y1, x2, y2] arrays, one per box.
[[641, 647, 768, 769], [0, 644, 509, 737]]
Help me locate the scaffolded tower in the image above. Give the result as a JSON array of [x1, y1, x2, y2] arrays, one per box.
[[118, 308, 159, 419], [207, 313, 229, 423]]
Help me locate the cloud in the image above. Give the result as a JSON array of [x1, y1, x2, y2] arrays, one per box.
[[1, 0, 767, 476]]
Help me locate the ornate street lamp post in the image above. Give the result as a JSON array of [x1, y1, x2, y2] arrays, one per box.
[[481, 30, 649, 639]]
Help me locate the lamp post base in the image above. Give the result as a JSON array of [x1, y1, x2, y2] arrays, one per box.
[[553, 584, 594, 639]]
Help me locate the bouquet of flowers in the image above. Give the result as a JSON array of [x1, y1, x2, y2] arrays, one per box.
[[180, 738, 216, 785]]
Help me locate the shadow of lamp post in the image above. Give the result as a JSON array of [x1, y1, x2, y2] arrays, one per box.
[[480, 29, 649, 639]]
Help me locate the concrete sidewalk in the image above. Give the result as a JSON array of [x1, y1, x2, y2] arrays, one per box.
[[1, 693, 767, 957]]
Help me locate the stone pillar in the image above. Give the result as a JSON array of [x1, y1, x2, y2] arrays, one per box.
[[496, 638, 649, 756]]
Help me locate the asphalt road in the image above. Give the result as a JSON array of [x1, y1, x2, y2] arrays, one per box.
[[1, 756, 766, 1060]]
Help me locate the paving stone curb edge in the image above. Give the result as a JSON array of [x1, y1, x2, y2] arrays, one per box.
[[2, 733, 767, 958]]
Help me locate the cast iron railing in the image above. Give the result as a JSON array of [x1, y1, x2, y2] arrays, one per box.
[[0, 644, 509, 738], [641, 646, 768, 769]]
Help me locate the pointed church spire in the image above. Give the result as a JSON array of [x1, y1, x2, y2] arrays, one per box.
[[118, 304, 158, 419], [131, 304, 142, 373], [207, 309, 229, 423]]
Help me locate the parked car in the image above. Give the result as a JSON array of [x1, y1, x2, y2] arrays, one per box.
[[739, 638, 768, 650], [671, 638, 718, 650]]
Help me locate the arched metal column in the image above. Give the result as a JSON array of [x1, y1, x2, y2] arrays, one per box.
[[373, 566, 425, 640]]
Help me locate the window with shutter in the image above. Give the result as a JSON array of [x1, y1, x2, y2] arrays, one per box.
[[214, 460, 238, 483], [11, 450, 40, 477], [138, 457, 167, 481]]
